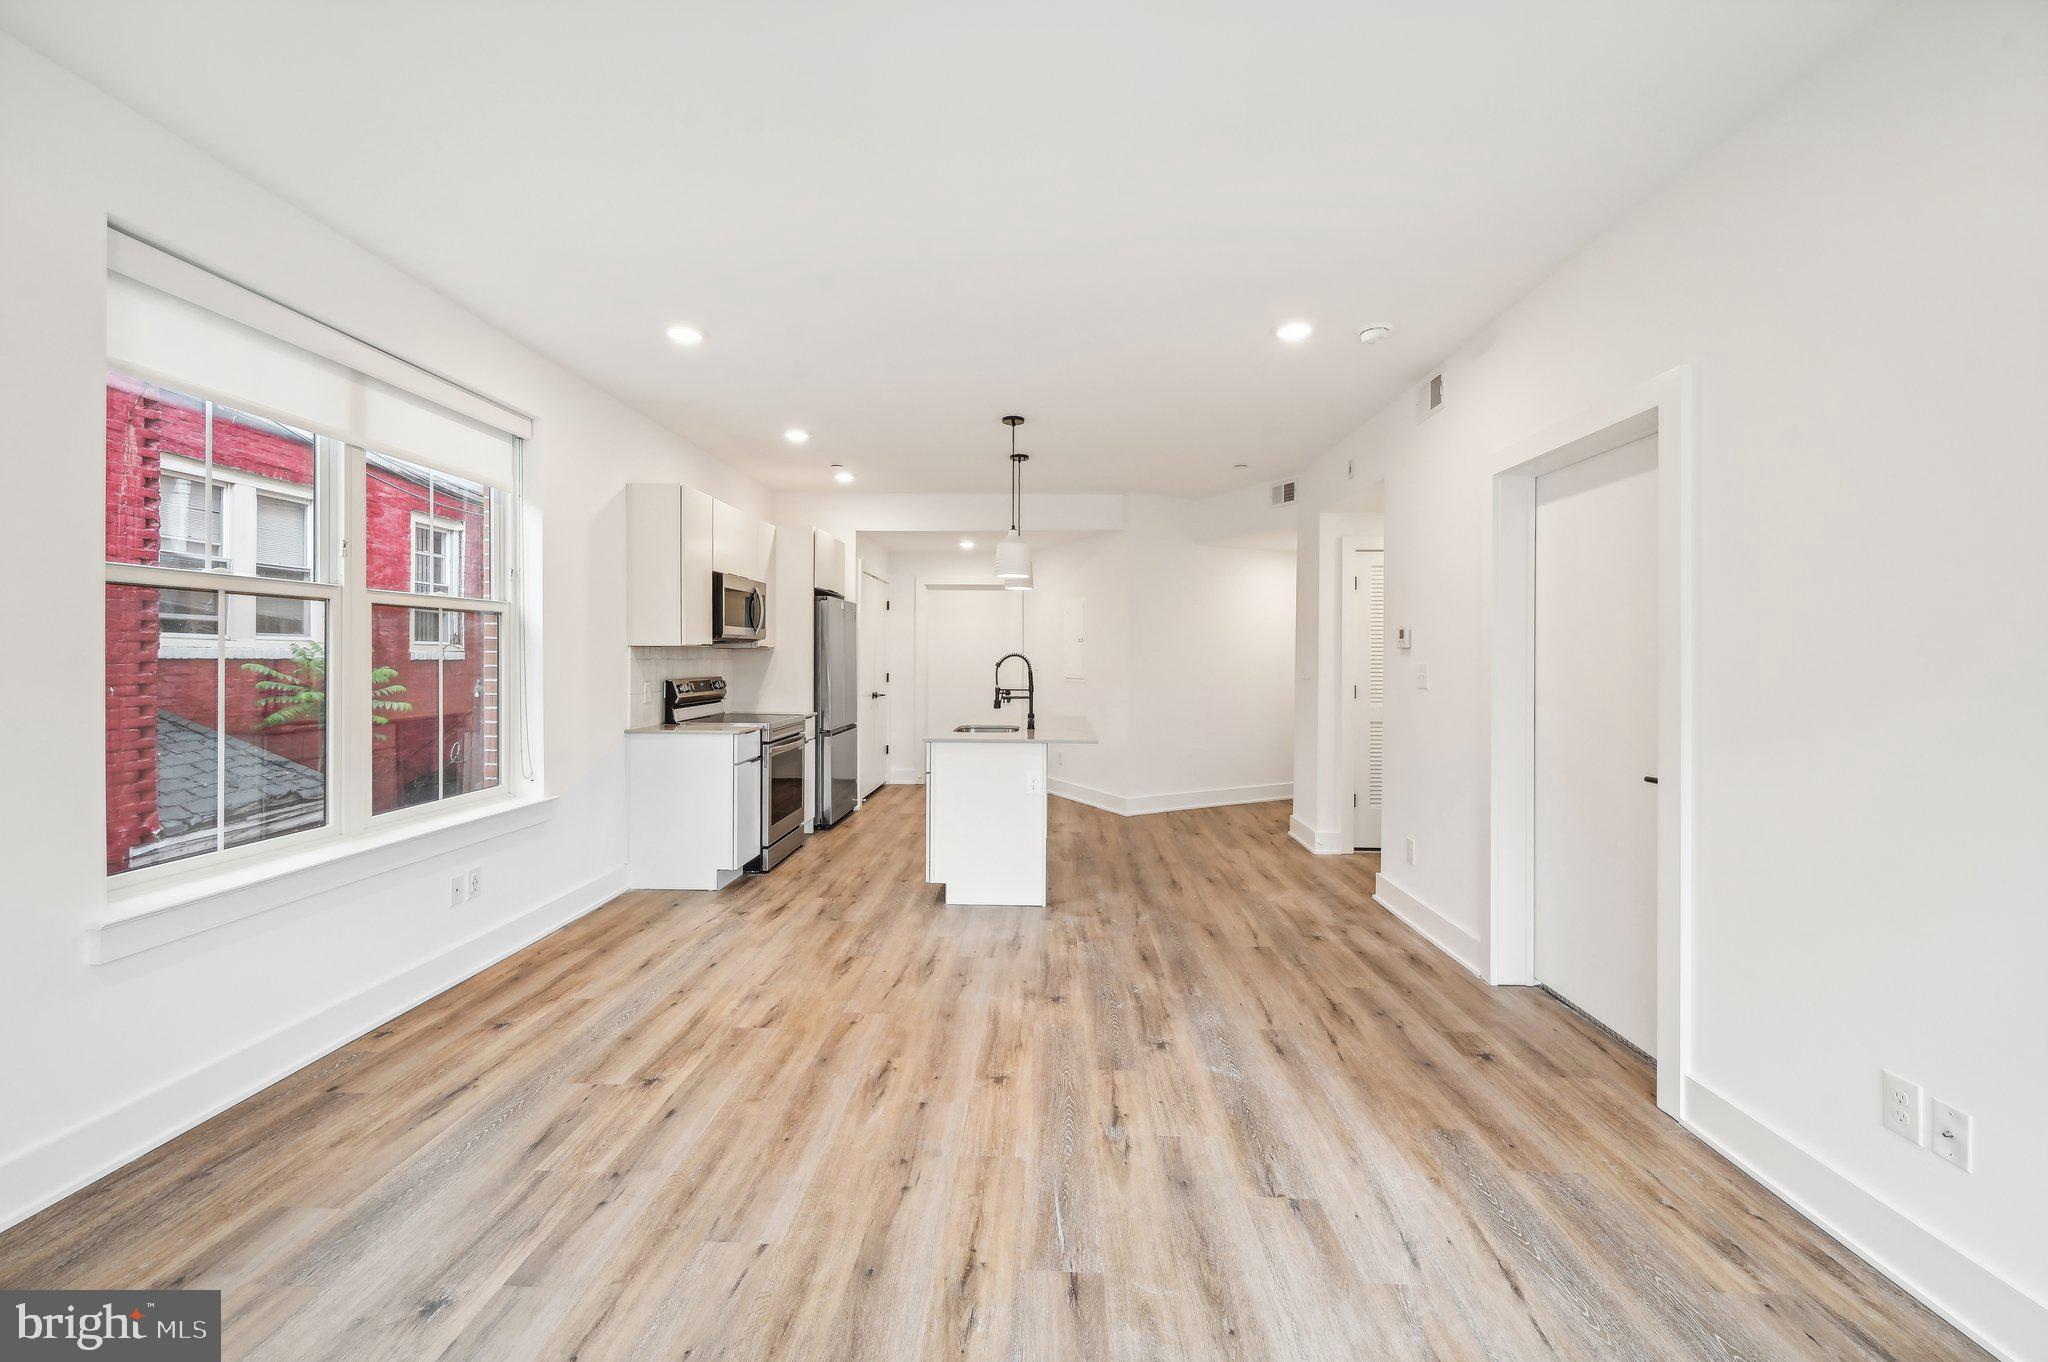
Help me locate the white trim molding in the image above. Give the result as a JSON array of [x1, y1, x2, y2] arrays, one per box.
[[1051, 780, 1291, 818], [1289, 815, 1347, 855], [1683, 1078, 2046, 1362], [6, 864, 624, 1237], [1371, 873, 1486, 979], [1487, 365, 1698, 1118]]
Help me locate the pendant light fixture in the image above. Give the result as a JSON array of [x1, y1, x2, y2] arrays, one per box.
[[994, 415, 1033, 589]]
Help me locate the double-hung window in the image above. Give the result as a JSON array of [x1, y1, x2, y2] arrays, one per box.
[[102, 231, 528, 881]]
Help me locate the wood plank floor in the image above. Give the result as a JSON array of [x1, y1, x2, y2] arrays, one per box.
[[0, 789, 1984, 1360]]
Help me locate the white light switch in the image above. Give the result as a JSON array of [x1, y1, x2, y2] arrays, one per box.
[[1930, 1100, 1972, 1171]]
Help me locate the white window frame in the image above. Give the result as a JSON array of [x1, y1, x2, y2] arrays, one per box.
[[155, 448, 320, 660], [408, 512, 468, 660], [104, 375, 523, 889], [254, 491, 317, 640], [354, 451, 509, 825]]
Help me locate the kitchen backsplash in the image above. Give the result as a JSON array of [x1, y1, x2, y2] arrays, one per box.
[[627, 647, 730, 727], [627, 644, 778, 726]]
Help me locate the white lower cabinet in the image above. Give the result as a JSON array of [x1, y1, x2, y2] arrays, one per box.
[[628, 730, 762, 890], [733, 753, 761, 870]]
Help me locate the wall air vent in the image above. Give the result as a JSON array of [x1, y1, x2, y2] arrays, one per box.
[[1418, 369, 1445, 421], [1271, 481, 1296, 506]]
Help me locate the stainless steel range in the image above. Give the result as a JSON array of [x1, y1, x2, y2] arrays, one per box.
[[662, 677, 813, 872]]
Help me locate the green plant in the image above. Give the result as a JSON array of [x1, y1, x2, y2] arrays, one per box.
[[241, 643, 410, 735]]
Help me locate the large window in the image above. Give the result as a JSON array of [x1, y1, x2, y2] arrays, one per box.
[[103, 235, 526, 883], [104, 373, 515, 877]]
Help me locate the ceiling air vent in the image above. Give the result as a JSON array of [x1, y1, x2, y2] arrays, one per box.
[[1270, 480, 1296, 506]]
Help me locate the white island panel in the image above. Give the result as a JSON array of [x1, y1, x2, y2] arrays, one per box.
[[924, 715, 1096, 908], [927, 740, 1048, 906]]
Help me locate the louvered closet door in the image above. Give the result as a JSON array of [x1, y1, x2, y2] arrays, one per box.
[[1354, 549, 1385, 849]]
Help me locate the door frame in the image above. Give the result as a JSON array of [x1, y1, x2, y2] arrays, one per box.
[[856, 560, 889, 801], [1489, 366, 1697, 1118], [1339, 532, 1386, 852]]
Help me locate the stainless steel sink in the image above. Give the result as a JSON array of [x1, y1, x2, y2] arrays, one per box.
[[952, 724, 1019, 733]]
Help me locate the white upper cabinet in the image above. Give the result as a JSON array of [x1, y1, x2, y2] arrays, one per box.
[[626, 483, 714, 645], [713, 498, 776, 582], [812, 528, 849, 596], [628, 485, 778, 646]]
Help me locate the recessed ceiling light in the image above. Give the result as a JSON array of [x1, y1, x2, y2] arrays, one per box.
[[784, 428, 810, 444], [665, 324, 704, 346], [1358, 324, 1394, 344], [1275, 320, 1313, 344], [831, 464, 855, 484], [958, 539, 976, 550]]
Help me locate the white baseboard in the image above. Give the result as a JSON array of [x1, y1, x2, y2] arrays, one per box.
[[1682, 1077, 2044, 1362], [1370, 872, 1487, 979], [1288, 815, 1348, 854], [886, 766, 924, 785], [1049, 779, 1291, 818], [0, 865, 628, 1237]]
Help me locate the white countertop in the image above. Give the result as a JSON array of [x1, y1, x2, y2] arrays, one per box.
[[926, 715, 1099, 745], [626, 722, 763, 735]]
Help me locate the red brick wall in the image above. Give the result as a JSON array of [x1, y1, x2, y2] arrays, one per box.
[[104, 386, 161, 871]]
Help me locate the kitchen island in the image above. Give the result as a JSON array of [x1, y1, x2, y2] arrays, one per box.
[[925, 716, 1099, 906]]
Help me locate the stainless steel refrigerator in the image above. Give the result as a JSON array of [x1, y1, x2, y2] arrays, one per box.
[[813, 593, 858, 827]]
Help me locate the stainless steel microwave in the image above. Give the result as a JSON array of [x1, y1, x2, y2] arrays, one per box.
[[712, 571, 767, 643]]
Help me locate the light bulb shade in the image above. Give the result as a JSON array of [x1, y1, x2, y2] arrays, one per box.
[[993, 533, 1032, 581]]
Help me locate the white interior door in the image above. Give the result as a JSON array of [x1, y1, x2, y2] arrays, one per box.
[[919, 584, 1025, 748], [1350, 548, 1386, 849], [1534, 433, 1659, 1054], [858, 567, 888, 797]]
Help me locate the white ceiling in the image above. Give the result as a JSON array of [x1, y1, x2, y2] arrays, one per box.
[[1, 0, 1878, 494]]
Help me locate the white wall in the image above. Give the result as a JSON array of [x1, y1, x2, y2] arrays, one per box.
[[1073, 496, 1294, 811], [882, 496, 1295, 813], [0, 34, 771, 1230], [1288, 4, 2048, 1351]]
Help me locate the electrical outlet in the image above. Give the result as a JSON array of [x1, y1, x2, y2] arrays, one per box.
[[1882, 1070, 1924, 1144], [1415, 663, 1428, 690], [448, 874, 466, 908], [467, 866, 484, 900], [1054, 750, 1065, 769], [1930, 1100, 1972, 1171], [1025, 768, 1041, 794], [1404, 836, 1417, 866]]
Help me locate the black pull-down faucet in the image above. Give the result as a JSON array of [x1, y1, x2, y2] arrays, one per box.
[[994, 653, 1036, 733]]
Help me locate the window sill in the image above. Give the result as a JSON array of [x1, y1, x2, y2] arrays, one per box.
[[91, 793, 556, 965]]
